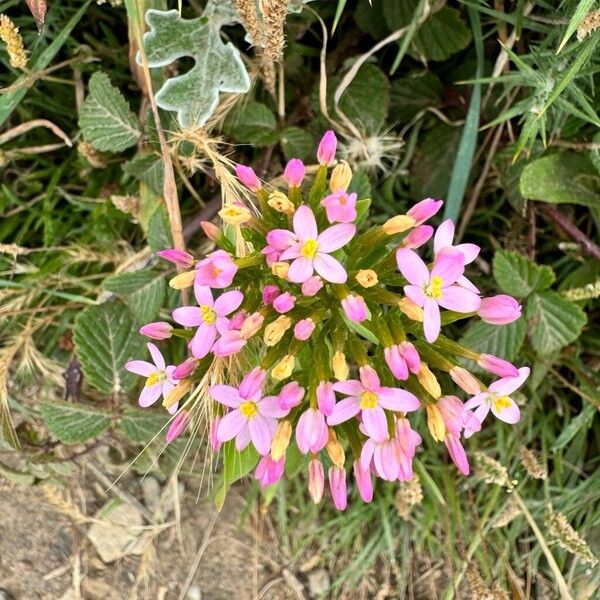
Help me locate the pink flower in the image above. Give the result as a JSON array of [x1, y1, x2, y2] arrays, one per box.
[[294, 318, 315, 341], [308, 458, 325, 503], [262, 245, 281, 266], [278, 205, 355, 284], [464, 367, 529, 434], [209, 417, 222, 450], [321, 190, 357, 223], [317, 130, 337, 166], [296, 408, 328, 454], [395, 417, 422, 481], [478, 295, 522, 325], [255, 454, 285, 488], [211, 330, 247, 356], [407, 198, 443, 225], [195, 250, 238, 288], [173, 357, 198, 379], [329, 365, 419, 442], [437, 395, 481, 437], [262, 284, 281, 305], [278, 381, 305, 412], [301, 275, 323, 296], [328, 466, 347, 510], [172, 283, 243, 359], [166, 410, 190, 442], [236, 164, 261, 191], [316, 380, 335, 416], [157, 248, 195, 268], [341, 293, 367, 322], [209, 368, 283, 455], [353, 460, 373, 503], [139, 321, 173, 340], [446, 433, 469, 475], [360, 436, 401, 481], [396, 247, 481, 342], [266, 229, 297, 251], [126, 343, 179, 410], [273, 291, 296, 314], [228, 310, 248, 330], [284, 159, 305, 187], [402, 225, 433, 249], [434, 219, 480, 264], [477, 354, 519, 378], [383, 341, 420, 381]]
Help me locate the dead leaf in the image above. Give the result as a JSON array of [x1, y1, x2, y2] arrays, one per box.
[[25, 0, 47, 31]]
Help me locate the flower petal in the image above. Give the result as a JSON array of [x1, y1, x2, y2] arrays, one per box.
[[249, 415, 274, 455], [423, 297, 441, 343], [455, 243, 480, 264], [433, 218, 455, 254], [490, 395, 521, 424], [332, 379, 364, 396], [172, 306, 203, 327], [194, 284, 213, 307], [313, 253, 347, 283], [287, 256, 314, 283], [209, 384, 242, 407], [293, 205, 318, 241], [217, 410, 247, 441], [190, 323, 216, 359], [404, 285, 426, 307], [431, 248, 464, 284], [438, 285, 481, 312], [125, 360, 155, 376], [327, 397, 360, 425], [279, 242, 302, 261], [147, 343, 165, 370], [378, 387, 420, 412], [361, 406, 388, 443], [489, 367, 530, 395], [396, 248, 429, 286], [317, 224, 356, 252], [214, 290, 244, 316], [139, 383, 162, 407]]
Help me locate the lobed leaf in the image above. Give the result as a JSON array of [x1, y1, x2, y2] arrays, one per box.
[[493, 251, 555, 298]]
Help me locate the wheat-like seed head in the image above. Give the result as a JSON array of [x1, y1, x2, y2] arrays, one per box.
[[0, 14, 27, 70]]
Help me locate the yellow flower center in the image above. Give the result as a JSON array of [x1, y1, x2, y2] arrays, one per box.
[[146, 371, 165, 387], [493, 395, 512, 412], [301, 239, 318, 259], [240, 400, 258, 419], [425, 275, 443, 300], [338, 194, 347, 205], [200, 304, 217, 325], [359, 391, 378, 410]]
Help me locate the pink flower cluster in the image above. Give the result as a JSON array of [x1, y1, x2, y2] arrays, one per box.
[[125, 130, 528, 509]]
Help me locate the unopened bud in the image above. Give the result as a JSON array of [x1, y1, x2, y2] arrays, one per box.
[[268, 191, 295, 215], [271, 354, 295, 380], [263, 315, 292, 346], [218, 203, 252, 225], [326, 429, 345, 468], [163, 379, 192, 410], [241, 312, 264, 339], [200, 221, 222, 242], [329, 160, 352, 192], [425, 402, 446, 442], [417, 363, 441, 398], [355, 269, 378, 288], [382, 214, 416, 235], [332, 351, 349, 381], [449, 366, 482, 394], [169, 270, 196, 290], [271, 420, 292, 460], [271, 261, 289, 279], [398, 297, 424, 322]]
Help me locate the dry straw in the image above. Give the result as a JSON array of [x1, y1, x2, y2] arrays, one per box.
[[577, 9, 600, 41], [0, 14, 27, 70]]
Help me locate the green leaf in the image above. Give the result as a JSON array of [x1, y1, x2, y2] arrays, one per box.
[[389, 72, 443, 123], [527, 291, 587, 355], [147, 206, 174, 252], [519, 153, 600, 208], [123, 154, 165, 196], [557, 0, 597, 52], [144, 8, 250, 128], [493, 251, 555, 298], [552, 404, 596, 451], [223, 101, 278, 146], [118, 407, 167, 443], [79, 72, 141, 152], [215, 440, 259, 509], [348, 171, 372, 200], [104, 270, 166, 324], [280, 127, 315, 161], [74, 303, 143, 395], [39, 401, 112, 444], [460, 318, 527, 364]]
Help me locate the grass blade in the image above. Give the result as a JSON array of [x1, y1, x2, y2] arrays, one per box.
[[332, 0, 347, 34], [557, 0, 596, 53]]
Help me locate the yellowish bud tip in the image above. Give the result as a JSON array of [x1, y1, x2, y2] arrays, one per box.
[[271, 420, 292, 460], [241, 312, 264, 339], [267, 191, 295, 215], [169, 270, 196, 290], [418, 364, 442, 399], [326, 429, 345, 467], [271, 261, 290, 279], [332, 351, 349, 381], [425, 403, 446, 442], [382, 214, 416, 235], [355, 269, 378, 288], [163, 380, 192, 409], [398, 297, 424, 322], [263, 315, 292, 347], [271, 355, 295, 381], [218, 204, 252, 225], [329, 160, 353, 192]]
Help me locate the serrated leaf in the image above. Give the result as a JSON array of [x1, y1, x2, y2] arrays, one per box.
[[39, 401, 112, 444], [143, 9, 250, 128], [493, 251, 555, 298], [527, 291, 587, 355], [118, 407, 167, 443], [389, 72, 443, 123], [280, 127, 315, 161], [460, 318, 526, 366], [79, 72, 141, 152], [519, 153, 600, 207], [223, 101, 278, 146], [104, 270, 166, 324], [74, 303, 143, 395], [147, 205, 174, 252], [123, 154, 165, 196]]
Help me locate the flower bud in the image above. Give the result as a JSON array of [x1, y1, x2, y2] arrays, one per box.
[[209, 417, 222, 450], [262, 284, 281, 305], [263, 315, 292, 346], [478, 295, 522, 325], [425, 402, 446, 442], [273, 291, 296, 314], [329, 160, 352, 192], [417, 363, 441, 398], [200, 220, 222, 242], [229, 310, 248, 330], [328, 466, 347, 511], [308, 459, 325, 503], [271, 354, 295, 380], [316, 380, 335, 416], [218, 203, 252, 225], [326, 429, 345, 468], [341, 293, 368, 323], [353, 460, 373, 503], [294, 318, 315, 341], [240, 312, 264, 338], [163, 379, 192, 410], [449, 366, 481, 394], [157, 248, 195, 268], [278, 381, 305, 411], [255, 454, 285, 487], [235, 164, 261, 191], [173, 357, 198, 379], [407, 198, 443, 224], [267, 191, 295, 215], [169, 270, 196, 289], [332, 351, 349, 381], [271, 261, 289, 279], [402, 225, 433, 249], [317, 130, 337, 166], [166, 410, 190, 443], [139, 321, 172, 340], [398, 297, 424, 322], [283, 159, 305, 187], [477, 354, 519, 378], [382, 214, 416, 235], [301, 275, 323, 296], [271, 420, 293, 460], [355, 269, 378, 288]]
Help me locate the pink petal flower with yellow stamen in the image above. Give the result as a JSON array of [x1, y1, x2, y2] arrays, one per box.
[[321, 190, 357, 223], [195, 250, 238, 288], [209, 368, 285, 456], [126, 343, 179, 410], [277, 205, 355, 284], [464, 367, 529, 435], [396, 247, 481, 343], [328, 365, 419, 442], [172, 283, 243, 359]]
